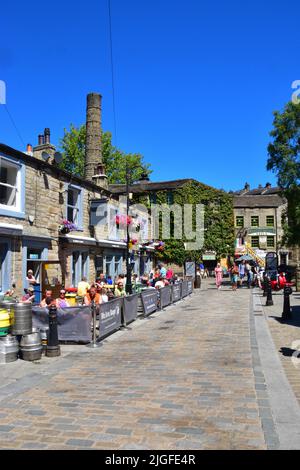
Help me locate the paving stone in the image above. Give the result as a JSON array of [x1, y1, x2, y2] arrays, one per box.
[[65, 439, 94, 447]]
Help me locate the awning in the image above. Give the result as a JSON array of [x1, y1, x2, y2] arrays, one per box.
[[60, 235, 97, 246]]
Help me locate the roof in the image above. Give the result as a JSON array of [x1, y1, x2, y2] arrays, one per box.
[[109, 178, 215, 194], [234, 186, 281, 196], [233, 194, 285, 208], [0, 143, 111, 195]]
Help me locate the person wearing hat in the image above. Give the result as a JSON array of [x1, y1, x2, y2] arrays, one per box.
[[21, 286, 35, 303], [26, 269, 37, 285]]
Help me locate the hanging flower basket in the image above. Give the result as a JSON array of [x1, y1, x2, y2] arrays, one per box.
[[115, 214, 132, 228], [154, 241, 165, 251], [59, 220, 78, 234]]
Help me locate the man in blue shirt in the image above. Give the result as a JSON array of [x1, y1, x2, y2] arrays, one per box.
[[239, 261, 245, 286]]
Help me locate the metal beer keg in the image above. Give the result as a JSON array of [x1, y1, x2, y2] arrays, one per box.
[[11, 303, 32, 336], [20, 331, 42, 361], [0, 301, 16, 336], [0, 335, 19, 363]]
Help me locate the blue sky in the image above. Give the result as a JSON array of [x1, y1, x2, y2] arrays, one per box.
[[1, 0, 299, 190]]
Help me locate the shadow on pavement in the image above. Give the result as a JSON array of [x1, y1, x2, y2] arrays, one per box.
[[279, 346, 298, 357]]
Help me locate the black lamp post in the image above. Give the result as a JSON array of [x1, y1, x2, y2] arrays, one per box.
[[125, 163, 149, 295]]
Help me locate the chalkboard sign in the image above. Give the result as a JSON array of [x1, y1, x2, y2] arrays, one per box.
[[185, 262, 195, 279]]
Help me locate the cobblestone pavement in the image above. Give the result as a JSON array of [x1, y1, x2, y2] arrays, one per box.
[[0, 280, 295, 450], [260, 288, 300, 406]]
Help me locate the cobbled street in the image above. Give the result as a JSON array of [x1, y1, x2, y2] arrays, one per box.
[[1, 280, 300, 450]]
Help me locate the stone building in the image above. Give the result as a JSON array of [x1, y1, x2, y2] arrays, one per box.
[[0, 93, 155, 299], [233, 183, 290, 265]]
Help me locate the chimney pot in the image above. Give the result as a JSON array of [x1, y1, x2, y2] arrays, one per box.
[[38, 134, 44, 145], [26, 143, 33, 155], [44, 128, 50, 144]]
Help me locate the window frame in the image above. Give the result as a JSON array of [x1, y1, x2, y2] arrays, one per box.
[[0, 239, 11, 294], [251, 236, 259, 248], [251, 216, 259, 227], [236, 216, 244, 228], [65, 183, 83, 230], [267, 236, 275, 248], [266, 215, 275, 227], [0, 153, 25, 219]]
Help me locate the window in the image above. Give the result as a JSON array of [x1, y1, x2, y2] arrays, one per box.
[[267, 236, 275, 247], [0, 241, 11, 294], [236, 216, 244, 228], [251, 236, 259, 248], [71, 250, 89, 286], [72, 251, 80, 286], [67, 186, 80, 225], [0, 155, 24, 218], [251, 216, 259, 227], [104, 254, 123, 279], [266, 216, 274, 227], [167, 191, 174, 205], [149, 193, 156, 205], [95, 256, 104, 278]]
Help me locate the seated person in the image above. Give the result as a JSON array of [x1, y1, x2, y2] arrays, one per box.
[[40, 290, 53, 307], [4, 283, 16, 297], [114, 281, 127, 297], [45, 297, 56, 309], [99, 287, 109, 303], [55, 289, 70, 308], [107, 288, 115, 300], [155, 277, 165, 289], [97, 273, 107, 284], [84, 286, 101, 305], [278, 272, 287, 288], [77, 276, 90, 297], [26, 269, 37, 285], [21, 286, 35, 303]]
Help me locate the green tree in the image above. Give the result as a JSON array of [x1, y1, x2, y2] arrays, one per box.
[[59, 124, 152, 183], [267, 101, 300, 245]]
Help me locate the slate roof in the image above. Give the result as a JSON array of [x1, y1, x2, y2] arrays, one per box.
[[233, 193, 285, 208], [109, 178, 213, 194]]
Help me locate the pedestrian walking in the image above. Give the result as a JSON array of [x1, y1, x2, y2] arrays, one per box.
[[230, 264, 239, 291], [239, 261, 245, 287], [214, 263, 223, 289]]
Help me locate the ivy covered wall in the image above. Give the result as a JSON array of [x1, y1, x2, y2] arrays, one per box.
[[134, 181, 235, 266]]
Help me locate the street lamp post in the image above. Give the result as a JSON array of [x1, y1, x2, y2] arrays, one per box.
[[125, 161, 133, 295]]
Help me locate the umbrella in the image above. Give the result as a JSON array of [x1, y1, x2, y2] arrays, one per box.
[[236, 254, 254, 261]]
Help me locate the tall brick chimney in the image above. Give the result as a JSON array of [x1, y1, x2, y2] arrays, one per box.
[[84, 92, 107, 188]]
